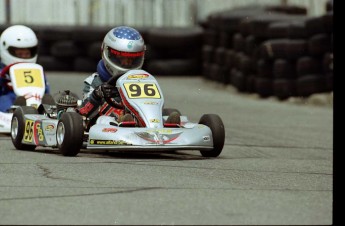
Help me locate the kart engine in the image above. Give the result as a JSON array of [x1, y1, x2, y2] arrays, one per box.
[[56, 90, 78, 115]]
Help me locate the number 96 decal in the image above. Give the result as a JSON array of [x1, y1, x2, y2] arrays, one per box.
[[124, 83, 161, 99]]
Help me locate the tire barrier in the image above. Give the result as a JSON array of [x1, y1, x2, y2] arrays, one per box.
[[201, 3, 333, 99], [0, 24, 202, 76], [0, 2, 333, 99]]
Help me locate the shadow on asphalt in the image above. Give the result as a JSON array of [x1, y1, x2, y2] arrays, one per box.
[[21, 146, 209, 160]]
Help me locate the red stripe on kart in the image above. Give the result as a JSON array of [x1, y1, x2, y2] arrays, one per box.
[[163, 135, 179, 144], [119, 88, 146, 127], [0, 62, 20, 78], [33, 121, 40, 145]]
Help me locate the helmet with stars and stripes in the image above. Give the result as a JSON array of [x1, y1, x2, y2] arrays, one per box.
[[101, 26, 145, 77]]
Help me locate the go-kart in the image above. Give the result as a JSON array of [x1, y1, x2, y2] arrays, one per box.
[[0, 63, 54, 134], [11, 69, 225, 157]]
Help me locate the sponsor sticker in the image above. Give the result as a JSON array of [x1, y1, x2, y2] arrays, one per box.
[[127, 74, 149, 79], [89, 139, 131, 145], [144, 101, 159, 105], [102, 128, 118, 133], [203, 136, 211, 142], [45, 124, 55, 131]]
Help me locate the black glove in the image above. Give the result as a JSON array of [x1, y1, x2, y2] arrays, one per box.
[[92, 83, 117, 100]]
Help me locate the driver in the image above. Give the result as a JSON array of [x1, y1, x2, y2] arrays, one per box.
[[79, 26, 180, 124], [0, 25, 50, 112]]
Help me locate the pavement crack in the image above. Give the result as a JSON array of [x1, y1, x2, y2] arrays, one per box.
[[36, 164, 100, 185], [0, 187, 159, 201]]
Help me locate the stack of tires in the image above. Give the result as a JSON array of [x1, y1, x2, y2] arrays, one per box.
[[201, 2, 333, 99], [143, 27, 203, 75], [34, 25, 114, 72], [0, 24, 203, 76]]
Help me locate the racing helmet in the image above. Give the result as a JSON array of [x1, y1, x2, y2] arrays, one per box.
[[101, 26, 145, 77], [0, 25, 38, 66]]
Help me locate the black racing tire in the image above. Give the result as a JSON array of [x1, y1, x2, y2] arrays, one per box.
[[73, 57, 98, 72], [288, 20, 308, 39], [285, 39, 308, 60], [163, 108, 181, 116], [322, 52, 333, 74], [146, 27, 203, 49], [37, 55, 73, 71], [50, 40, 81, 58], [255, 77, 273, 98], [267, 22, 290, 39], [273, 78, 297, 100], [42, 94, 56, 105], [245, 75, 256, 93], [13, 96, 27, 106], [308, 33, 332, 57], [296, 75, 327, 97], [273, 59, 297, 79], [203, 29, 219, 47], [219, 31, 233, 48], [231, 69, 246, 92], [202, 45, 215, 64], [87, 41, 102, 59], [145, 59, 200, 76], [224, 49, 236, 69], [56, 112, 84, 156], [209, 63, 220, 81], [305, 16, 327, 36], [215, 47, 226, 65], [232, 33, 245, 52], [11, 106, 38, 151], [257, 59, 273, 78], [199, 114, 225, 157]]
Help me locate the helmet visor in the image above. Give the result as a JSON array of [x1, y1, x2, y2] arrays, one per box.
[[8, 46, 37, 59], [108, 47, 144, 69]]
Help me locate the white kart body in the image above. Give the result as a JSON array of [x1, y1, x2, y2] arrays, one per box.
[[12, 69, 224, 157], [0, 63, 45, 133], [86, 70, 214, 150]]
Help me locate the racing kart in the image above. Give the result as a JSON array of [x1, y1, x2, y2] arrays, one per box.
[[0, 63, 54, 134], [11, 69, 225, 157]]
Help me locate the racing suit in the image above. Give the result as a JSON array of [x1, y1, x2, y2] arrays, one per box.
[[0, 62, 50, 112], [78, 60, 124, 121]]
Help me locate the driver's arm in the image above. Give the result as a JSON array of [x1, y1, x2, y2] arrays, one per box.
[[78, 74, 103, 117]]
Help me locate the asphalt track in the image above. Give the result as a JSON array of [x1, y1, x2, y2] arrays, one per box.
[[0, 72, 333, 225]]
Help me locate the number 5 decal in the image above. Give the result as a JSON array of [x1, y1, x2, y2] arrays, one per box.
[[13, 69, 44, 88], [124, 83, 161, 99], [24, 71, 34, 83]]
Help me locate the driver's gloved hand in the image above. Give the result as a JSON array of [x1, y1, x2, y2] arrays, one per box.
[[92, 83, 117, 100]]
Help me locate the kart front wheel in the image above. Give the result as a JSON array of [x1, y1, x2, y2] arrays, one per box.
[[56, 112, 84, 156], [199, 114, 225, 157], [11, 106, 38, 151]]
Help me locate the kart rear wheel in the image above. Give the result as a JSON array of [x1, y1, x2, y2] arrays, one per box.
[[56, 112, 84, 156], [199, 114, 225, 157], [11, 106, 38, 151], [13, 96, 27, 106], [163, 108, 181, 116], [42, 94, 56, 105]]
